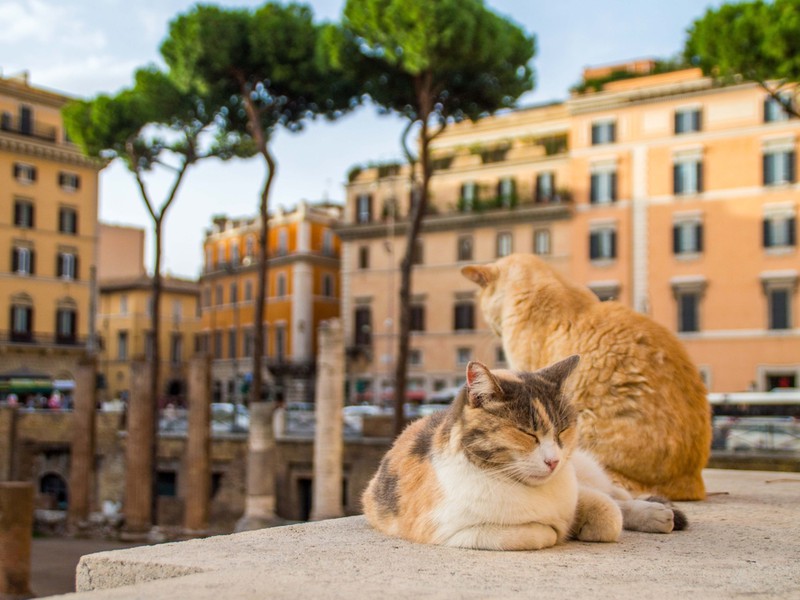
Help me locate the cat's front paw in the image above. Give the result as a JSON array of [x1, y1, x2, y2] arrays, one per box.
[[576, 515, 622, 543]]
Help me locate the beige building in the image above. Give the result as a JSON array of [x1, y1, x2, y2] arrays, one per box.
[[341, 62, 800, 399], [96, 225, 200, 403], [0, 72, 100, 390], [199, 201, 342, 403]]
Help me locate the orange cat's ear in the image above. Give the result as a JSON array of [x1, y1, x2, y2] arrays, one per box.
[[461, 264, 498, 288], [536, 355, 580, 388], [466, 361, 500, 407]]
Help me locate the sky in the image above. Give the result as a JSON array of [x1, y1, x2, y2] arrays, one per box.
[[1, 0, 724, 278]]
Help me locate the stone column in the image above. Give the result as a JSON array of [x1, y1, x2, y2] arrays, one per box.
[[235, 401, 277, 531], [69, 355, 97, 529], [0, 482, 33, 599], [311, 319, 345, 521], [124, 360, 153, 534], [184, 355, 211, 532]]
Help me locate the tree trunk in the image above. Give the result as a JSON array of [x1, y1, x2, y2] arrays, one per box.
[[149, 216, 163, 525]]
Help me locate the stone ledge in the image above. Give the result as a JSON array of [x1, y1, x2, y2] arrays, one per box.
[[45, 469, 800, 599]]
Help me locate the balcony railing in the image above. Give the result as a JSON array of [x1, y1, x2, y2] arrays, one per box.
[[0, 331, 86, 347], [0, 114, 58, 142]]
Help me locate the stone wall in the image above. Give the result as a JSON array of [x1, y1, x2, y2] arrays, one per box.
[[274, 436, 387, 521]]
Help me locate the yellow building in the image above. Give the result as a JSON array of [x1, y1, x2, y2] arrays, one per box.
[[341, 62, 800, 398], [200, 201, 342, 403], [96, 224, 200, 403], [0, 72, 100, 390]]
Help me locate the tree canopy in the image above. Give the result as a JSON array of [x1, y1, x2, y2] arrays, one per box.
[[685, 0, 800, 115]]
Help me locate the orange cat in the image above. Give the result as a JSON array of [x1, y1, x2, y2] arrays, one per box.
[[362, 357, 685, 550], [461, 254, 710, 501]]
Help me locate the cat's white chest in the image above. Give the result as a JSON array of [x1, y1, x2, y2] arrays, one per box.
[[429, 451, 578, 542]]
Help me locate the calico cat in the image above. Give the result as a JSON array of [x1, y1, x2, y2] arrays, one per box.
[[362, 356, 684, 550], [461, 253, 711, 501]]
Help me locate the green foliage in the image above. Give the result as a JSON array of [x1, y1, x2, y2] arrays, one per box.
[[341, 0, 535, 124], [685, 0, 800, 87], [161, 3, 360, 137]]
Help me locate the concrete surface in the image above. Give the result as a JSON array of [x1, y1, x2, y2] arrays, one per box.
[[45, 469, 800, 599]]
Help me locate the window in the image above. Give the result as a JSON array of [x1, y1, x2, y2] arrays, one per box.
[[457, 236, 473, 262], [57, 252, 77, 280], [117, 331, 129, 360], [766, 373, 797, 390], [58, 207, 78, 234], [215, 284, 223, 305], [230, 282, 238, 304], [497, 177, 516, 207], [217, 244, 226, 266], [228, 329, 237, 359], [322, 274, 335, 298], [323, 230, 335, 256], [10, 305, 33, 342], [673, 220, 704, 255], [675, 108, 702, 134], [460, 181, 477, 211], [156, 471, 177, 497], [245, 236, 255, 260], [671, 278, 706, 333], [12, 247, 34, 275], [214, 331, 223, 359], [764, 93, 794, 123], [244, 280, 253, 302], [456, 347, 472, 365], [13, 163, 37, 184], [590, 170, 617, 204], [763, 215, 796, 248], [354, 306, 372, 346], [20, 106, 32, 134], [410, 304, 425, 332], [496, 346, 506, 366], [358, 246, 370, 269], [231, 243, 240, 266], [762, 273, 797, 331], [677, 292, 700, 333], [171, 333, 183, 364], [58, 172, 80, 191], [412, 239, 424, 265], [244, 328, 254, 357], [535, 172, 555, 203], [454, 301, 475, 331], [205, 247, 213, 271], [120, 294, 128, 315], [763, 150, 796, 186], [277, 229, 288, 256], [13, 200, 34, 228], [496, 232, 513, 258], [673, 159, 703, 195], [276, 273, 287, 297], [534, 229, 551, 256], [145, 332, 154, 361], [591, 121, 616, 145], [56, 309, 77, 344], [172, 300, 182, 321], [356, 194, 372, 223], [275, 326, 286, 361], [768, 288, 792, 330], [589, 228, 617, 261], [409, 349, 423, 366], [589, 283, 620, 302]]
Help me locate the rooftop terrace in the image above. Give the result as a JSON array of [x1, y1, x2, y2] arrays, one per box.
[[45, 469, 799, 600]]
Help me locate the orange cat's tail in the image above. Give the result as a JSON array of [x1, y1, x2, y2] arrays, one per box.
[[608, 470, 706, 502]]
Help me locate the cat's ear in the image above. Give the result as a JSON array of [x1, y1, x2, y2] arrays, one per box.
[[536, 355, 580, 388], [465, 361, 501, 407], [461, 264, 498, 288]]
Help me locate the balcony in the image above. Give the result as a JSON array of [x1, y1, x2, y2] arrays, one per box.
[[0, 113, 57, 143], [0, 331, 86, 348]]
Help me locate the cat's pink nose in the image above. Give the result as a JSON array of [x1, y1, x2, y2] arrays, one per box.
[[544, 458, 560, 472]]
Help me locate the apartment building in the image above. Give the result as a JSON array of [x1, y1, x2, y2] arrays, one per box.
[[341, 62, 800, 398], [0, 72, 100, 385], [199, 201, 341, 403], [96, 224, 200, 403]]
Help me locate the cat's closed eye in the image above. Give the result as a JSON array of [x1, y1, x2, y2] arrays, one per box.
[[517, 428, 539, 442]]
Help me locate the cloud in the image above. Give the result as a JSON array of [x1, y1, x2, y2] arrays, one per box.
[[0, 0, 106, 50]]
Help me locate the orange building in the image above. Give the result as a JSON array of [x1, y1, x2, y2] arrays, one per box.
[[0, 72, 101, 391], [199, 201, 342, 403], [341, 63, 800, 399]]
